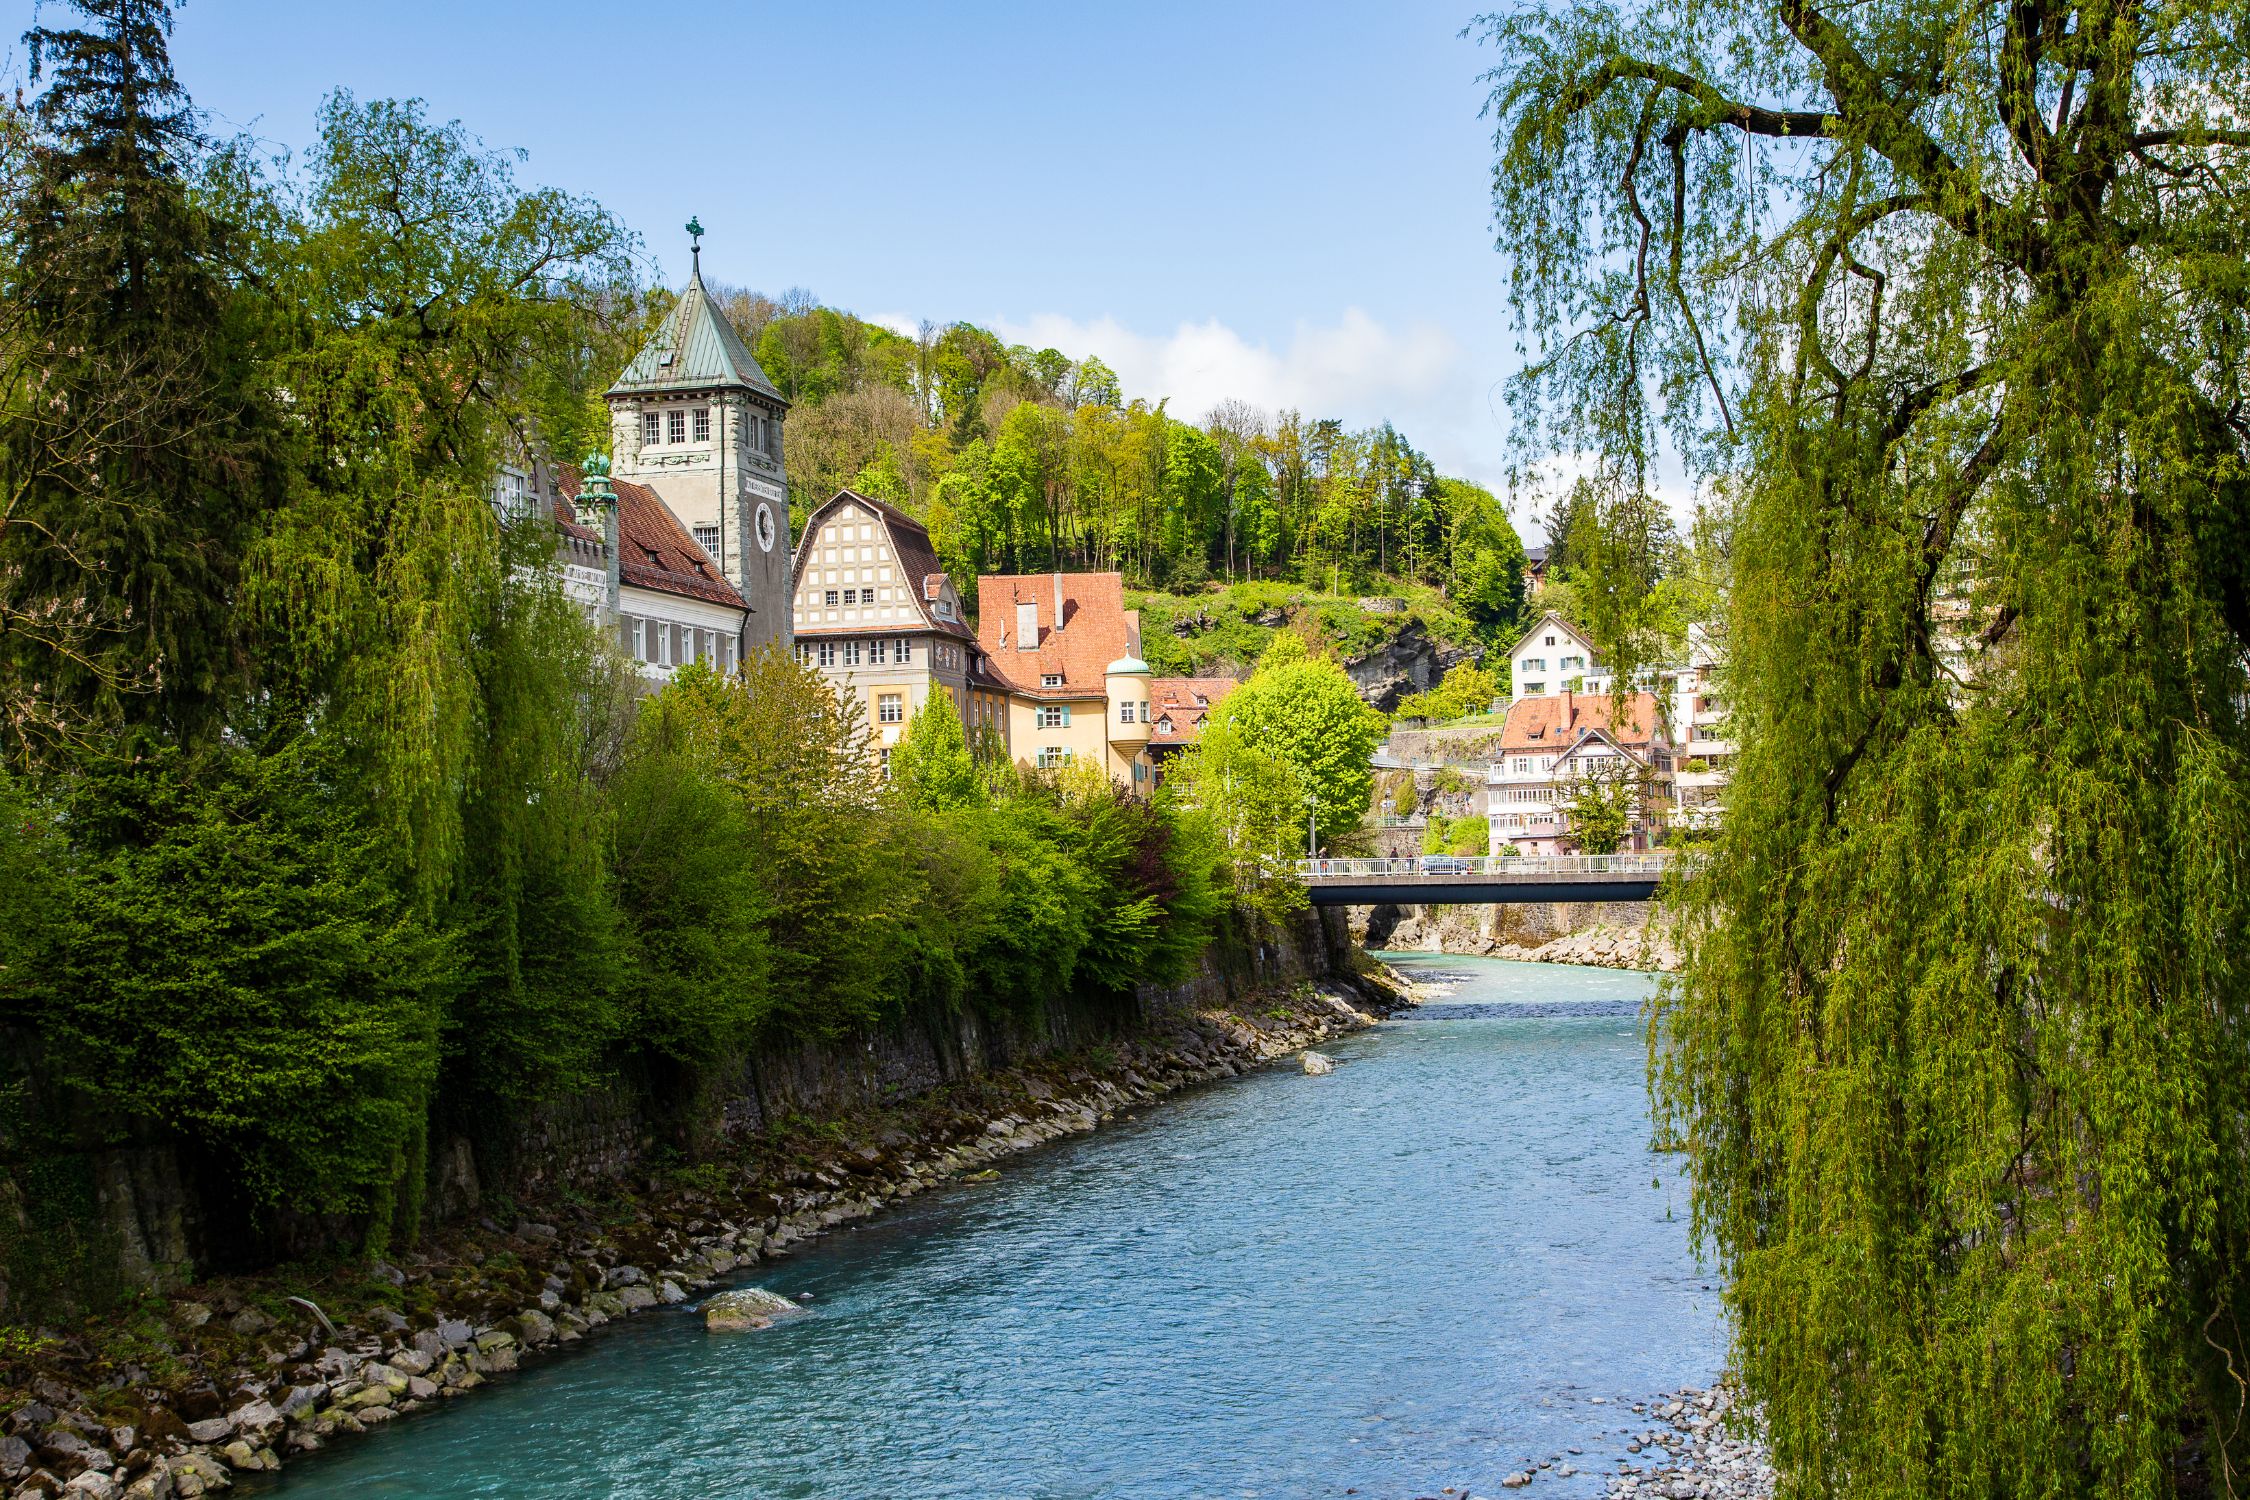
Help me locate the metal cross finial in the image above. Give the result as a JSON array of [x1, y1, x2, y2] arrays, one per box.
[[686, 215, 704, 274]]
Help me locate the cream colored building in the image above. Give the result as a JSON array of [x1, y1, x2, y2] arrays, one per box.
[[790, 490, 1011, 771], [975, 572, 1156, 790]]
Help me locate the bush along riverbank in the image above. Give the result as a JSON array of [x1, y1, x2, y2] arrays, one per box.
[[0, 970, 1411, 1499]]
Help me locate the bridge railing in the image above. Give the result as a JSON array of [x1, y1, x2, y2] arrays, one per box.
[[1293, 852, 1679, 881]]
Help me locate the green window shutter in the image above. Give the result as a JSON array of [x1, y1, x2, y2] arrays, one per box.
[[1060, 705, 1072, 726]]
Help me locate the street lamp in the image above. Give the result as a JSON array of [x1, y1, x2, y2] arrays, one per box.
[[1305, 791, 1318, 860]]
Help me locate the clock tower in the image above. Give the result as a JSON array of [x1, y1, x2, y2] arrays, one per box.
[[605, 220, 793, 653]]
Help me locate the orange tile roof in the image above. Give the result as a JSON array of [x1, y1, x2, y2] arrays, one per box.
[[1148, 676, 1240, 745], [1499, 689, 1664, 754], [975, 572, 1140, 699]]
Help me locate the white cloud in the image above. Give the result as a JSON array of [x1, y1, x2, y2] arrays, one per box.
[[992, 308, 1507, 478]]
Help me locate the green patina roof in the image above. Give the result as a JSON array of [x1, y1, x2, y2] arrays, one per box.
[[607, 267, 786, 404]]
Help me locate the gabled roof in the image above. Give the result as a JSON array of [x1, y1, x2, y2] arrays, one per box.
[[607, 267, 786, 404], [1148, 676, 1239, 746], [1498, 689, 1664, 754], [1507, 609, 1596, 659], [554, 469, 746, 610], [791, 489, 974, 640], [974, 572, 1140, 700]]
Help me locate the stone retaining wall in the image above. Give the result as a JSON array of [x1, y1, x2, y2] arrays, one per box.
[[1, 908, 1357, 1318], [1351, 900, 1679, 972]]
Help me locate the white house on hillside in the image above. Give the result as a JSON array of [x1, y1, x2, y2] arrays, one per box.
[[1508, 611, 1603, 701]]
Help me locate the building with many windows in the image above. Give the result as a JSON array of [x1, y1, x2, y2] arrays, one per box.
[[549, 463, 751, 682], [603, 237, 793, 657], [975, 572, 1156, 787], [1485, 687, 1675, 855], [790, 490, 1013, 769]]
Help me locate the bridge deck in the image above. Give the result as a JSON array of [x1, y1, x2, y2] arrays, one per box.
[[1294, 854, 1676, 906]]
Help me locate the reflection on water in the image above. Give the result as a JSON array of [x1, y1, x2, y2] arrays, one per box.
[[267, 956, 1721, 1500]]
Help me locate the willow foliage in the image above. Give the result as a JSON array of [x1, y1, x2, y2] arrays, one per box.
[[1479, 0, 2250, 1491]]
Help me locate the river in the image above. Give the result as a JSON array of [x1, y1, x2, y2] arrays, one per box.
[[262, 955, 1727, 1499]]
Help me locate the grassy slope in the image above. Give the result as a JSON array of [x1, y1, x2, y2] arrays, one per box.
[[1126, 577, 1478, 679]]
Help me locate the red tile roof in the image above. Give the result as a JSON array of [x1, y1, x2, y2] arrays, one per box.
[[975, 572, 1140, 700], [1148, 676, 1239, 746], [1499, 689, 1664, 754], [615, 480, 746, 607], [552, 470, 746, 609]]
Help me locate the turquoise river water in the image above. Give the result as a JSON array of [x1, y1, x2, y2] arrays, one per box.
[[263, 956, 1726, 1499]]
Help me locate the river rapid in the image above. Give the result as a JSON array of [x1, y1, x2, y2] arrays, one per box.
[[263, 956, 1727, 1499]]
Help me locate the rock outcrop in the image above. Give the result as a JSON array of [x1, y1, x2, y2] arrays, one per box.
[[703, 1287, 803, 1333], [1343, 622, 1478, 711]]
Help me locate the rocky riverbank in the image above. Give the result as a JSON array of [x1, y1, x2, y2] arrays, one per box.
[[0, 971, 1412, 1500], [1360, 903, 1680, 972], [1602, 1385, 1774, 1499], [1451, 1384, 1773, 1498]]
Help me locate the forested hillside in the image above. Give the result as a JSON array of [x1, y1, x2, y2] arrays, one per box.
[[692, 287, 1531, 650]]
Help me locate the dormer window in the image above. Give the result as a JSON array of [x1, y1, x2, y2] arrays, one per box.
[[642, 411, 661, 445], [667, 409, 687, 445], [1042, 673, 1063, 688], [692, 407, 711, 443]]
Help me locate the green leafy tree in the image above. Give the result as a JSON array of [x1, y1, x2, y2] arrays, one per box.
[[1211, 653, 1385, 851], [1395, 661, 1501, 724], [1160, 719, 1309, 920], [1483, 0, 2250, 1488], [892, 689, 981, 812], [1560, 758, 1639, 855], [608, 692, 773, 1067]]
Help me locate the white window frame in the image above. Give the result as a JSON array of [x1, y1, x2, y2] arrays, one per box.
[[667, 408, 687, 444], [692, 406, 711, 443]]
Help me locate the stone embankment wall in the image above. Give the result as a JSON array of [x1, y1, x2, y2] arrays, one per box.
[[1353, 900, 1680, 972], [1, 908, 1361, 1321], [0, 926, 1408, 1500]]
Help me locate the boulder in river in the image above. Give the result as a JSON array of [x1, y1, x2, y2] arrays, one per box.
[[1300, 1051, 1335, 1076], [704, 1287, 806, 1333]]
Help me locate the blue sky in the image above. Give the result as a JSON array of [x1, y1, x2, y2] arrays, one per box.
[[6, 0, 1569, 531]]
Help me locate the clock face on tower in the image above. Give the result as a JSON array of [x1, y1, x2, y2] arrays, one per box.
[[755, 502, 777, 553]]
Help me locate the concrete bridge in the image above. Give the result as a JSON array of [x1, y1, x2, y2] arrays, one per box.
[[1293, 853, 1677, 906]]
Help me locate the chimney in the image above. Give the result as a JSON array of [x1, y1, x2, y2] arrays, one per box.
[[1561, 684, 1573, 729], [1053, 572, 1065, 634]]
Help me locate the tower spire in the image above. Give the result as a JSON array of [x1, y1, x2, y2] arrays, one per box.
[[686, 215, 704, 279]]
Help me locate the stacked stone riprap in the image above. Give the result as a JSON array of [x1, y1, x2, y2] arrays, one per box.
[[1486, 923, 1682, 972], [0, 974, 1409, 1500]]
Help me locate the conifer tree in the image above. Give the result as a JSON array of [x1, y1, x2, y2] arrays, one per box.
[[0, 0, 281, 758]]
